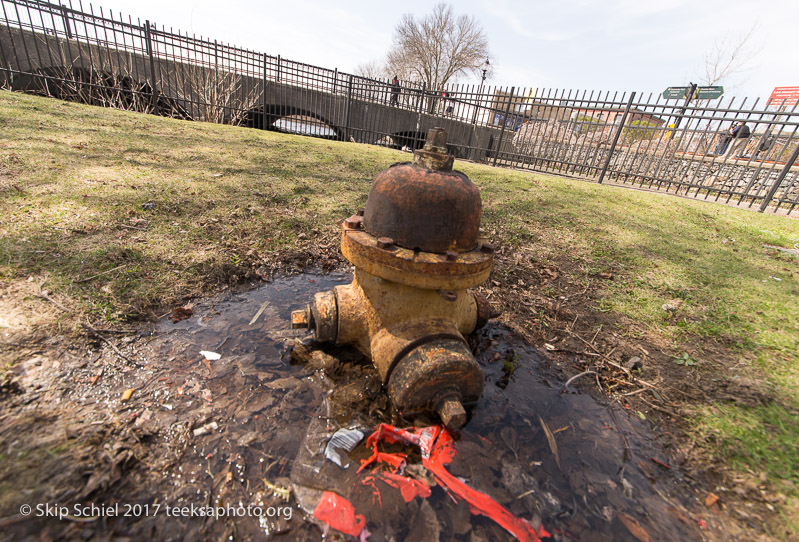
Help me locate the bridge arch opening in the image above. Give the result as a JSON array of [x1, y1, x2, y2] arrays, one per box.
[[247, 106, 343, 141], [388, 131, 427, 151]]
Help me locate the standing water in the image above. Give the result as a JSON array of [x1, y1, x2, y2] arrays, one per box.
[[10, 272, 701, 541]]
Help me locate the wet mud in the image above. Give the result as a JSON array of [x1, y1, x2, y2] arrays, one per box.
[[2, 272, 702, 541]]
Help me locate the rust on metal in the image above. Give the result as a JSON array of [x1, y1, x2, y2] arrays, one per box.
[[376, 237, 396, 250], [387, 338, 483, 422], [310, 290, 337, 342], [341, 228, 492, 290], [412, 127, 455, 171], [343, 214, 363, 229], [291, 306, 312, 329], [290, 128, 499, 427], [439, 290, 458, 302], [437, 396, 467, 430], [473, 291, 498, 330], [362, 128, 481, 254]]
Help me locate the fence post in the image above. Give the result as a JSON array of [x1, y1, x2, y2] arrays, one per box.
[[143, 21, 158, 112], [758, 141, 799, 212], [344, 74, 353, 141], [276, 55, 281, 83], [493, 86, 515, 167], [671, 82, 697, 135], [60, 6, 72, 39], [598, 91, 636, 184], [262, 53, 268, 130], [332, 68, 337, 94]]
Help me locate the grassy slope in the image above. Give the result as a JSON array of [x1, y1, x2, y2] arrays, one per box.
[[1, 90, 798, 534]]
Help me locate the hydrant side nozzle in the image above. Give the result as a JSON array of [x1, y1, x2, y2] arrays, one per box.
[[310, 290, 338, 342]]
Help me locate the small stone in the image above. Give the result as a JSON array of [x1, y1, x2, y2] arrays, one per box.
[[624, 356, 643, 371]]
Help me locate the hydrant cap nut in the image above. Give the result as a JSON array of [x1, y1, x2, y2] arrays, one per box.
[[437, 396, 467, 430]]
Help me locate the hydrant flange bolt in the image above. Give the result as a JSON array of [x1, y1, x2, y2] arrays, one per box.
[[344, 215, 363, 229], [445, 250, 458, 261], [376, 237, 396, 250], [480, 243, 495, 254], [439, 290, 458, 302]]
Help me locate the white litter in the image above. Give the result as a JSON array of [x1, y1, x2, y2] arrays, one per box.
[[200, 350, 221, 361], [324, 428, 365, 468], [193, 421, 218, 437]]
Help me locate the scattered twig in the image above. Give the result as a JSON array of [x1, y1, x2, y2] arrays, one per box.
[[620, 388, 649, 397], [249, 300, 270, 325], [0, 514, 28, 529], [538, 415, 562, 471], [569, 314, 579, 331], [560, 370, 596, 394], [82, 321, 137, 365], [84, 328, 137, 335], [638, 396, 681, 418], [35, 285, 71, 313], [75, 264, 128, 284], [516, 488, 537, 500], [117, 223, 147, 231], [216, 336, 231, 351], [651, 457, 672, 470]]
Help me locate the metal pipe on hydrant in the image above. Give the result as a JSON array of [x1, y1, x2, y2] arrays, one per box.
[[291, 128, 500, 430]]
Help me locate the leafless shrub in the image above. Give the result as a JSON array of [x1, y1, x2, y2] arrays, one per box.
[[177, 64, 260, 125]]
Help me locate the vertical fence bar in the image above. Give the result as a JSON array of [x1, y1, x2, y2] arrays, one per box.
[[598, 91, 636, 184], [758, 142, 799, 212], [143, 19, 157, 111], [261, 53, 268, 130], [343, 73, 352, 141], [492, 86, 515, 167], [59, 5, 72, 38]]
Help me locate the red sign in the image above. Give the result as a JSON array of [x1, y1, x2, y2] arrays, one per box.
[[767, 86, 799, 106]]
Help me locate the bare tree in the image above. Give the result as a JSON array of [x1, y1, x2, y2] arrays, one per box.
[[355, 60, 388, 80], [698, 26, 760, 89], [385, 3, 490, 91]]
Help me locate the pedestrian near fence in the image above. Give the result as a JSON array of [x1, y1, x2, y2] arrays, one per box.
[[723, 121, 750, 159], [390, 76, 400, 106]]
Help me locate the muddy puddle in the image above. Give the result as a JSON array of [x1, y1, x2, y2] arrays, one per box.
[[6, 272, 702, 541]]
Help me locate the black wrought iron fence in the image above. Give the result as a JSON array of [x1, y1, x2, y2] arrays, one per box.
[[2, 0, 798, 215]]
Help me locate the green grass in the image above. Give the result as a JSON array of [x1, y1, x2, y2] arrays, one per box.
[[2, 90, 799, 535]]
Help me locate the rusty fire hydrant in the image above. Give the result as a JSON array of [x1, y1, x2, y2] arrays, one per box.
[[291, 128, 499, 430]]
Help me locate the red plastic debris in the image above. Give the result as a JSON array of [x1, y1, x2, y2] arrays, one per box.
[[363, 424, 550, 542], [358, 436, 407, 473], [380, 472, 432, 503], [360, 475, 384, 508], [313, 491, 368, 539]]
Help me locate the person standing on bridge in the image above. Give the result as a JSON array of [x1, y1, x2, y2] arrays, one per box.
[[390, 76, 400, 106], [723, 121, 751, 159]]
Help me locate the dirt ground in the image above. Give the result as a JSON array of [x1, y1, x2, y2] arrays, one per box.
[[0, 233, 789, 541]]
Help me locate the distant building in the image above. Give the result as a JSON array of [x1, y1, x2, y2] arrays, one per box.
[[573, 107, 665, 127]]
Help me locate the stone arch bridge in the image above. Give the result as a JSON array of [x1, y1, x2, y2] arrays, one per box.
[[1, 25, 507, 160]]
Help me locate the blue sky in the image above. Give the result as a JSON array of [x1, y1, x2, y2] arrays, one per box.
[[85, 0, 796, 101]]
